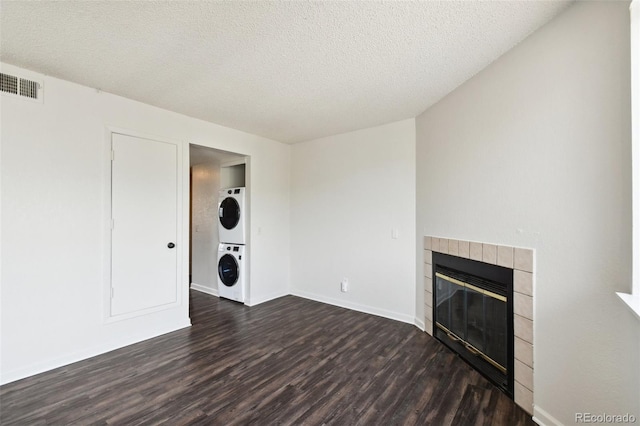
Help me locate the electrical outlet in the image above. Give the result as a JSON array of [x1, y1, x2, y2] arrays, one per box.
[[341, 278, 348, 292]]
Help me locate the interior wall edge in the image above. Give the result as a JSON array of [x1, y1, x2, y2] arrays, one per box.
[[290, 288, 416, 325]]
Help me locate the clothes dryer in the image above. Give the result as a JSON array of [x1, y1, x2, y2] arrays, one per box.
[[218, 187, 245, 244]]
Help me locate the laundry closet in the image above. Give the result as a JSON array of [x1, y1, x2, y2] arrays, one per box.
[[189, 144, 247, 303]]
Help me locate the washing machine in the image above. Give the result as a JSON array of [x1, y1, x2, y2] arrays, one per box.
[[218, 187, 245, 244], [217, 243, 245, 303]]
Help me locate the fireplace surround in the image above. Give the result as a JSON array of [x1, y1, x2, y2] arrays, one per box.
[[423, 236, 534, 415]]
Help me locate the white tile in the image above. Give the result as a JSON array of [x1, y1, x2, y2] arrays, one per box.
[[482, 244, 497, 265], [514, 270, 533, 296], [515, 337, 533, 368], [497, 245, 514, 269], [515, 359, 533, 391], [425, 291, 433, 307], [514, 292, 533, 321], [422, 263, 433, 279], [425, 306, 433, 321], [439, 238, 449, 254], [424, 275, 433, 292], [424, 250, 432, 265], [458, 240, 470, 258], [514, 314, 533, 344], [432, 237, 440, 253], [515, 381, 533, 415], [469, 242, 483, 261], [424, 236, 432, 250], [425, 319, 433, 336], [448, 239, 459, 256], [514, 248, 534, 272]]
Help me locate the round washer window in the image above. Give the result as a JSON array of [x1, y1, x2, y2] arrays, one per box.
[[218, 254, 239, 287], [219, 197, 240, 230]]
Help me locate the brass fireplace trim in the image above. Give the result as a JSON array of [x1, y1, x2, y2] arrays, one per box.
[[435, 322, 508, 375], [435, 272, 507, 302]]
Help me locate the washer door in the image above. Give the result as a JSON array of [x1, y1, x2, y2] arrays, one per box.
[[219, 197, 240, 230], [218, 254, 239, 287]]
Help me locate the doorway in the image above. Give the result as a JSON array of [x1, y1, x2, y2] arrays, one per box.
[[189, 144, 247, 305]]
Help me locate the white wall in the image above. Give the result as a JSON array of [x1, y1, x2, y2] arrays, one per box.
[[290, 119, 416, 323], [0, 62, 290, 383], [190, 161, 220, 294], [416, 1, 639, 424], [220, 163, 246, 189]]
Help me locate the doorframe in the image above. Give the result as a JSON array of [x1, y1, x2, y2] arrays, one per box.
[[102, 126, 186, 323], [187, 143, 251, 305]]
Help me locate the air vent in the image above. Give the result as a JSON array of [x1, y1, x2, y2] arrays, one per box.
[[1, 73, 18, 95], [20, 78, 39, 99], [0, 72, 42, 102]]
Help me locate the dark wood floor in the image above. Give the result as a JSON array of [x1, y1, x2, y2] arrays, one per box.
[[0, 291, 533, 425]]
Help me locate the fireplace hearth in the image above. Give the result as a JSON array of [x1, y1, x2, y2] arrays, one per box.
[[432, 252, 514, 397]]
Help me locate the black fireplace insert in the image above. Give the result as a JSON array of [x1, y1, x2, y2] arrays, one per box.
[[431, 252, 514, 398]]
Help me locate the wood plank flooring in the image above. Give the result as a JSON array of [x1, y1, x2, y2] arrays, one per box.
[[0, 291, 534, 425]]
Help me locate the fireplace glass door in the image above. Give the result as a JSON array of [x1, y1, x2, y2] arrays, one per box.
[[435, 271, 508, 376]]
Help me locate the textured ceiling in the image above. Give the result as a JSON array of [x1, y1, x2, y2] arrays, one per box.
[[1, 1, 572, 144]]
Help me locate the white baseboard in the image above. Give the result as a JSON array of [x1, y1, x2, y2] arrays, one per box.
[[533, 406, 565, 426], [0, 320, 191, 385], [246, 290, 288, 306], [415, 317, 425, 331], [190, 283, 218, 297], [290, 288, 415, 325]]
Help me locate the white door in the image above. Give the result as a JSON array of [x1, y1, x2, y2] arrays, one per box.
[[111, 133, 178, 317]]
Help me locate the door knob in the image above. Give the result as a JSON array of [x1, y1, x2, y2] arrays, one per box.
[[167, 242, 175, 249]]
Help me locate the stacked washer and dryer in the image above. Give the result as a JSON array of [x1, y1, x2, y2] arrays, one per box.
[[217, 187, 246, 303]]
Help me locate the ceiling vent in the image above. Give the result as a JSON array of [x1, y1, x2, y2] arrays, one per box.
[[1, 72, 43, 102]]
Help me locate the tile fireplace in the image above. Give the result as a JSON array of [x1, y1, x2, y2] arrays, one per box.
[[423, 236, 534, 415]]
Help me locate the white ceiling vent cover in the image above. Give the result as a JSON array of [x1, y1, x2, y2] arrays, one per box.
[[0, 72, 43, 102]]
